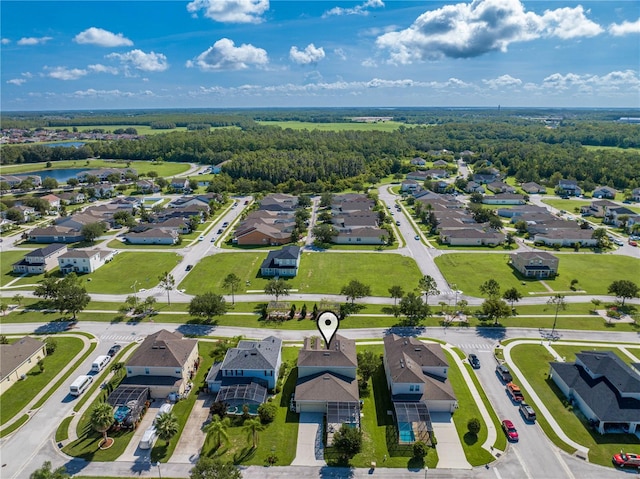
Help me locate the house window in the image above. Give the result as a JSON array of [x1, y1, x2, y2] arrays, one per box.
[[145, 368, 150, 375], [127, 368, 132, 374], [175, 369, 182, 374], [409, 385, 415, 392]]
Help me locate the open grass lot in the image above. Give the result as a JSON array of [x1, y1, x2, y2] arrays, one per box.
[[83, 252, 182, 294], [509, 344, 640, 467], [257, 120, 407, 132], [199, 346, 299, 466], [0, 337, 84, 425], [0, 250, 36, 287], [436, 252, 640, 297], [0, 159, 191, 177], [541, 198, 591, 212], [444, 351, 496, 466], [180, 251, 423, 297]]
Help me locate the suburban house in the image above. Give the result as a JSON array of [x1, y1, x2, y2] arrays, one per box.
[[12, 243, 68, 274], [55, 213, 109, 232], [604, 206, 637, 227], [136, 179, 160, 193], [383, 334, 457, 445], [170, 178, 190, 192], [0, 337, 46, 394], [533, 229, 597, 247], [580, 200, 617, 218], [27, 225, 84, 243], [260, 245, 301, 277], [58, 248, 117, 274], [549, 351, 640, 435], [632, 188, 640, 202], [487, 181, 516, 194], [432, 159, 450, 168], [497, 204, 548, 219], [557, 179, 582, 197], [123, 228, 179, 245], [423, 169, 449, 180], [592, 186, 617, 199], [206, 336, 282, 412], [124, 329, 199, 399], [406, 170, 430, 182], [401, 179, 422, 193], [521, 182, 547, 194], [464, 181, 485, 194], [233, 210, 295, 246], [410, 157, 426, 166], [259, 193, 299, 212], [472, 172, 499, 184], [440, 227, 505, 246], [331, 193, 389, 245], [56, 191, 86, 205], [40, 194, 61, 211], [294, 335, 360, 443], [481, 193, 526, 205], [510, 252, 559, 278], [0, 174, 42, 188], [10, 205, 38, 223], [77, 167, 136, 182]]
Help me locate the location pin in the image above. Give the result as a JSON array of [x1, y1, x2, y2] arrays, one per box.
[[317, 311, 340, 349]]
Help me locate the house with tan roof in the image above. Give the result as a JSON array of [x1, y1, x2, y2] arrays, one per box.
[[0, 337, 46, 394], [124, 330, 199, 398]]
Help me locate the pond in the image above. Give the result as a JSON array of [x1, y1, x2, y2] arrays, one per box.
[[19, 168, 89, 182], [40, 141, 86, 148]]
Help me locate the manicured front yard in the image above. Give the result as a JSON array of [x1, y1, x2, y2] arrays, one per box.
[[436, 252, 640, 297], [0, 250, 36, 287], [541, 198, 591, 212], [509, 343, 640, 467]]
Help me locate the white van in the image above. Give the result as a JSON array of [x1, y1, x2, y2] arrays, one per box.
[[154, 403, 173, 423], [91, 355, 111, 373], [139, 426, 157, 449], [70, 375, 93, 396]]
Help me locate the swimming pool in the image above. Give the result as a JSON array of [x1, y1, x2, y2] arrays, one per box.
[[398, 422, 415, 443]]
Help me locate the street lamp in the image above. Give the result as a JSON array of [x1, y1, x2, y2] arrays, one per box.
[[131, 280, 139, 306], [424, 465, 428, 478], [153, 462, 162, 478]]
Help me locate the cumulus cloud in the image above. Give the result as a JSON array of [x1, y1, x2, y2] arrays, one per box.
[[289, 44, 325, 65], [1, 38, 10, 45], [542, 70, 640, 91], [45, 66, 89, 80], [88, 64, 119, 74], [483, 74, 522, 89], [186, 0, 268, 23], [609, 18, 640, 36], [18, 36, 52, 46], [74, 27, 133, 47], [186, 38, 268, 71], [107, 49, 169, 72], [333, 48, 347, 60], [7, 78, 27, 86], [376, 0, 603, 63], [323, 0, 384, 18]]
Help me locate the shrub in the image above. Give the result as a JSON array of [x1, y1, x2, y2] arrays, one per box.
[[45, 338, 57, 355], [467, 417, 481, 435], [258, 402, 277, 424], [413, 441, 429, 459]]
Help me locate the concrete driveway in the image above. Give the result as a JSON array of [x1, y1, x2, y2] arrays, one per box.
[[291, 412, 325, 466], [116, 402, 161, 462], [169, 393, 212, 464], [430, 412, 471, 469]]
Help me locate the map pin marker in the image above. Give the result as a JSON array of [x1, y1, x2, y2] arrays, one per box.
[[317, 311, 339, 349]]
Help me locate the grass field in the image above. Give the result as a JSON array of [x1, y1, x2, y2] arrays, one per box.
[[0, 159, 191, 177], [435, 252, 640, 297], [83, 252, 182, 294], [257, 120, 408, 132], [180, 251, 424, 297], [541, 198, 591, 212], [509, 344, 640, 467], [0, 250, 36, 287]]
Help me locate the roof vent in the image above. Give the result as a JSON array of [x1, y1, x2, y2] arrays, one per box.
[[404, 339, 408, 345], [323, 352, 330, 356]]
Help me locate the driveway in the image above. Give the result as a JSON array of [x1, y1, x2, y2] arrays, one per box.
[[116, 401, 161, 462], [169, 393, 212, 464], [291, 412, 325, 466], [430, 412, 471, 469]]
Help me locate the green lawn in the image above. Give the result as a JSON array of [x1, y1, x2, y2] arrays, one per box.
[[541, 198, 591, 213], [180, 252, 423, 297], [0, 337, 84, 425], [436, 253, 640, 297], [549, 345, 635, 365], [257, 120, 408, 132], [83, 252, 182, 294], [0, 159, 191, 177], [0, 250, 36, 287], [509, 344, 640, 467]]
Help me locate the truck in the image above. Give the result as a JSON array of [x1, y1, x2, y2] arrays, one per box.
[[506, 382, 524, 402]]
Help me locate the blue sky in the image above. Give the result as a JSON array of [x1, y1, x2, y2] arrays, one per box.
[[1, 0, 639, 111]]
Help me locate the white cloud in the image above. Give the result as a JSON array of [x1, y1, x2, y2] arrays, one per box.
[[7, 78, 27, 86], [361, 58, 378, 68], [609, 18, 640, 36], [88, 64, 119, 74], [107, 50, 168, 72], [289, 44, 325, 65], [1, 38, 10, 45], [187, 38, 268, 71], [18, 36, 52, 46], [333, 48, 347, 60], [323, 0, 384, 18], [45, 66, 89, 80], [542, 70, 640, 92], [72, 89, 135, 98], [186, 0, 268, 23], [74, 27, 133, 47], [483, 74, 522, 89], [376, 0, 603, 63]]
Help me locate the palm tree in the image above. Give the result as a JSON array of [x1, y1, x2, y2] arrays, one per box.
[[29, 461, 70, 479], [222, 273, 241, 305], [155, 412, 179, 443], [158, 272, 176, 305], [242, 417, 265, 449], [12, 293, 24, 308], [388, 285, 404, 306], [205, 415, 231, 450], [418, 275, 440, 305], [90, 402, 114, 445]]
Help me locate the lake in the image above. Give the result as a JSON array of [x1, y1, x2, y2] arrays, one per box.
[[19, 168, 89, 182], [40, 141, 86, 148]]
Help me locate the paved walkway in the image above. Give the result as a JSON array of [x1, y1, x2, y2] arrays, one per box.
[[169, 393, 212, 464], [291, 412, 326, 466]]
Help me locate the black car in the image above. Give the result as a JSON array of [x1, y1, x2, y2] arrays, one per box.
[[217, 228, 223, 234], [496, 364, 513, 382], [186, 264, 193, 271], [107, 344, 122, 357], [468, 354, 480, 369]]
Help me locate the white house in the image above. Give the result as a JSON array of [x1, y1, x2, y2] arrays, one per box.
[[58, 248, 116, 274]]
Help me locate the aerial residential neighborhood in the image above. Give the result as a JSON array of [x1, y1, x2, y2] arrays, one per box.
[[1, 106, 639, 479]]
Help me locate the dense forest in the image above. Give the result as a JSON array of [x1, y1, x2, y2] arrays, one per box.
[[2, 110, 639, 193]]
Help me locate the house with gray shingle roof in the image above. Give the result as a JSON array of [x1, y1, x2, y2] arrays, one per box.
[[12, 243, 67, 274], [549, 351, 640, 435], [260, 245, 300, 277], [1, 337, 46, 394]]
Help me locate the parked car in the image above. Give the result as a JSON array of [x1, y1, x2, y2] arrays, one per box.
[[612, 452, 640, 469], [107, 344, 122, 357], [198, 235, 205, 241], [210, 237, 216, 242], [185, 264, 193, 271], [217, 228, 223, 234], [222, 222, 229, 227], [506, 382, 525, 402], [415, 235, 420, 240], [519, 402, 536, 421], [468, 354, 480, 369], [496, 364, 513, 382], [501, 420, 519, 441], [629, 240, 638, 247], [395, 221, 401, 226]]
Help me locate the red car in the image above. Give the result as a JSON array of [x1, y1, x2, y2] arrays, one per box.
[[502, 420, 519, 441], [612, 452, 640, 468]]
